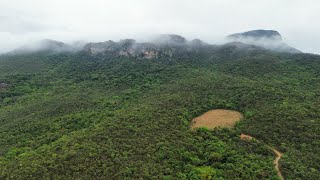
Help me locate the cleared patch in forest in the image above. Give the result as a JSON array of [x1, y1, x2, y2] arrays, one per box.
[[191, 109, 243, 129]]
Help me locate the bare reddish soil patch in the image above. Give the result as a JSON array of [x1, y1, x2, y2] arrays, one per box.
[[191, 109, 243, 129]]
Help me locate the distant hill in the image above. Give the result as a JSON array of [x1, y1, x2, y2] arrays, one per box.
[[226, 29, 302, 53], [9, 39, 77, 55], [227, 30, 282, 41]]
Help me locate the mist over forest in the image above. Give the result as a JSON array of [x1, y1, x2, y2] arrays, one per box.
[[1, 1, 320, 179]]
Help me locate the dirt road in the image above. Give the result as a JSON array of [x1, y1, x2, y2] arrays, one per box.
[[241, 133, 284, 180]]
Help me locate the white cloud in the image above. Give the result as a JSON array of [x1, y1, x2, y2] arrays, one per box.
[[0, 0, 319, 54]]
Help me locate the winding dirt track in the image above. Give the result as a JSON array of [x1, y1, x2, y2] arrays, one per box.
[[241, 134, 284, 180]]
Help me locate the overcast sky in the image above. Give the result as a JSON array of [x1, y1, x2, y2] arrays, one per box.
[[0, 0, 319, 54]]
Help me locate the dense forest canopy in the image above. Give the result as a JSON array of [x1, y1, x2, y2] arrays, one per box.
[[0, 36, 319, 179]]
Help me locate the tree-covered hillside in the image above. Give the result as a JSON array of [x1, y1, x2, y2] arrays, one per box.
[[0, 42, 319, 179]]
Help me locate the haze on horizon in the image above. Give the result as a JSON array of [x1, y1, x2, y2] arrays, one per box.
[[0, 0, 319, 54]]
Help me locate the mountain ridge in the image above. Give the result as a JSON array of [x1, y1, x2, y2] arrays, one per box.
[[7, 30, 303, 57]]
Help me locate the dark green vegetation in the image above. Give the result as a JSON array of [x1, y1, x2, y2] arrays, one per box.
[[0, 45, 319, 179]]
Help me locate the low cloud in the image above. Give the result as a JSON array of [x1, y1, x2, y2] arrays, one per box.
[[0, 0, 319, 54]]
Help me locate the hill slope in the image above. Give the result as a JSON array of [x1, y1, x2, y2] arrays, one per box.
[[0, 37, 319, 179]]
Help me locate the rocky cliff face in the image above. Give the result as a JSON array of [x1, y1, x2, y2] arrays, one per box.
[[84, 40, 161, 59], [83, 40, 117, 54], [83, 35, 195, 59]]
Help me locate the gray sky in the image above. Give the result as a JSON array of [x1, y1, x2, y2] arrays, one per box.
[[0, 0, 319, 54]]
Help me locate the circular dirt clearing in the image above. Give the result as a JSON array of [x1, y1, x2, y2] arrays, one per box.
[[191, 109, 243, 129]]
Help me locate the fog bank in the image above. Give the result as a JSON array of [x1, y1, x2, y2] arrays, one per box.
[[1, 0, 319, 54]]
